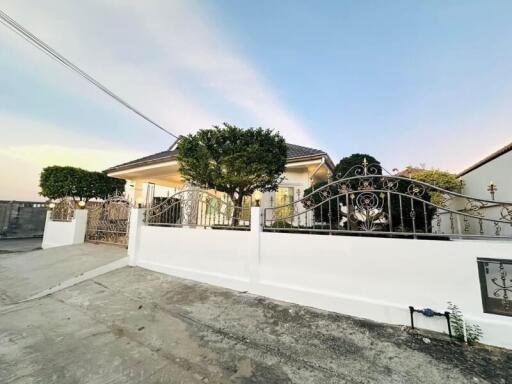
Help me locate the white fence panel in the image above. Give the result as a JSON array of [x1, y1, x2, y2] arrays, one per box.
[[136, 225, 251, 291]]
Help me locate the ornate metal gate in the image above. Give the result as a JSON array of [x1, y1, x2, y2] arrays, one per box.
[[86, 195, 131, 246], [263, 159, 512, 239]]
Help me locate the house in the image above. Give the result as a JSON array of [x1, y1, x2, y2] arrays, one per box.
[[438, 142, 512, 237], [458, 141, 512, 201], [105, 141, 334, 209]]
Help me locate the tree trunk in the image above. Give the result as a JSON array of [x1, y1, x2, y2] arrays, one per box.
[[230, 192, 245, 227]]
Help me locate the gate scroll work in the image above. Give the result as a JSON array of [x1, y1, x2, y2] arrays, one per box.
[[85, 195, 131, 246]]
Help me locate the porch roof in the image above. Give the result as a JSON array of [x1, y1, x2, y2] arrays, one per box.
[[105, 143, 334, 174]]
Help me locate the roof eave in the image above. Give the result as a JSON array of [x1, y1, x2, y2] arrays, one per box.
[[458, 142, 512, 177]]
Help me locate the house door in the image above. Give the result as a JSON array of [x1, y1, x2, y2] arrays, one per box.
[[86, 195, 131, 246]]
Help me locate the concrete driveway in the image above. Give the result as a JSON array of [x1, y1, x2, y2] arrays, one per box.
[[1, 264, 510, 384], [0, 238, 42, 254], [0, 243, 127, 305]]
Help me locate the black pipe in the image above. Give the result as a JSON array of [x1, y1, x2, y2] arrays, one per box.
[[409, 306, 452, 339]]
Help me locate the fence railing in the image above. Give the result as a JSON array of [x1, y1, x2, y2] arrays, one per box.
[[144, 189, 251, 230], [49, 199, 75, 222], [264, 161, 512, 240]]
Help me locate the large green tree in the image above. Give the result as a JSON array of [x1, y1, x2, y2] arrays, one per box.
[[334, 153, 381, 178], [177, 123, 288, 208], [40, 166, 125, 202]]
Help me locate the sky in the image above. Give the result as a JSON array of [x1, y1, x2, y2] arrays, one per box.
[[1, 0, 511, 201]]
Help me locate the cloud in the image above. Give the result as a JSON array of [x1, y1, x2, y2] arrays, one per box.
[[0, 145, 141, 172], [0, 0, 313, 143], [0, 114, 142, 200], [0, 1, 316, 200]]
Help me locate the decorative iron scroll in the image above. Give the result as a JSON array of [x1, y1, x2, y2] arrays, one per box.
[[86, 195, 131, 246], [144, 189, 250, 230], [477, 258, 512, 317], [264, 160, 512, 239], [49, 199, 75, 222]]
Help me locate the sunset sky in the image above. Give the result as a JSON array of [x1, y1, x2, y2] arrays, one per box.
[[1, 0, 511, 200]]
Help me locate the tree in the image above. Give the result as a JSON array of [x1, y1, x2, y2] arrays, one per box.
[[40, 166, 125, 202], [409, 169, 461, 192], [177, 123, 288, 210], [303, 154, 382, 226], [334, 153, 381, 178], [406, 168, 461, 207]]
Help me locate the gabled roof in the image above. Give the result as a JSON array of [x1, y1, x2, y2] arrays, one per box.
[[105, 143, 334, 173], [458, 141, 512, 176]]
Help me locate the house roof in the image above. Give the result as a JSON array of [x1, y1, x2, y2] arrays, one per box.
[[105, 143, 334, 173], [458, 141, 512, 177]]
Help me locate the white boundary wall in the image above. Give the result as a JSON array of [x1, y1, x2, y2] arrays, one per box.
[[42, 210, 88, 249], [129, 207, 512, 349]]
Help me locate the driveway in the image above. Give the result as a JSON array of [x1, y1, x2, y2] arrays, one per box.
[[0, 243, 127, 304], [0, 237, 42, 254], [1, 265, 510, 384]]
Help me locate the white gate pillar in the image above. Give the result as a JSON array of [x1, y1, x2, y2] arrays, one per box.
[[42, 209, 88, 249], [248, 207, 262, 288], [127, 208, 145, 266]]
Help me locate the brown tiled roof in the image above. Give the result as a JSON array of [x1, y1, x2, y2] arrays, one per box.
[[458, 142, 512, 176], [106, 143, 333, 173]]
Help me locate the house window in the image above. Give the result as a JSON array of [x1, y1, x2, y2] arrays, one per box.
[[477, 258, 512, 317], [275, 187, 295, 221]]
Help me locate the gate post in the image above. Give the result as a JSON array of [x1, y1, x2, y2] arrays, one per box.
[[42, 209, 88, 249], [128, 208, 145, 266], [248, 207, 262, 288]]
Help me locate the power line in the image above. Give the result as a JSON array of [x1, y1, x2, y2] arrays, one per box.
[[0, 9, 179, 139]]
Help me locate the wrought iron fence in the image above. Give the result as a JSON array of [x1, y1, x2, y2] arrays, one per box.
[[86, 195, 131, 246], [144, 189, 251, 230], [264, 160, 512, 239], [49, 199, 75, 222]]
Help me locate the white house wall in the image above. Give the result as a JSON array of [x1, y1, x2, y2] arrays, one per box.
[[442, 150, 512, 237], [461, 150, 512, 201]]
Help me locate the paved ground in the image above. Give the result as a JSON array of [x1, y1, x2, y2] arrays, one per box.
[[0, 238, 42, 254], [0, 243, 126, 304], [1, 261, 510, 383]]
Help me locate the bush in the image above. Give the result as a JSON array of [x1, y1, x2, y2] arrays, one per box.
[[40, 166, 125, 202], [447, 302, 483, 345]]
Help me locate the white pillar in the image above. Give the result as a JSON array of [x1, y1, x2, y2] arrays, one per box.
[[127, 208, 145, 266], [73, 210, 88, 243], [42, 209, 88, 249], [248, 207, 262, 288]]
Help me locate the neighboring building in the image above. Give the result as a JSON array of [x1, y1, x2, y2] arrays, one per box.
[[105, 142, 334, 209], [458, 142, 512, 202], [438, 142, 512, 237]]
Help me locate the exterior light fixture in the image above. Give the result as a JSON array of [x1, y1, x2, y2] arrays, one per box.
[[48, 202, 56, 209], [488, 181, 498, 201], [253, 191, 262, 207], [78, 201, 86, 209]]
